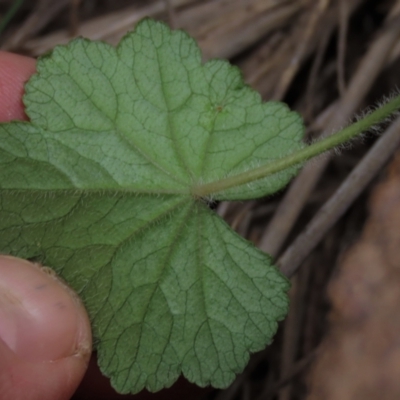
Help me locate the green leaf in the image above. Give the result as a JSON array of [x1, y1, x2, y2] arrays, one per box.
[[0, 19, 304, 393]]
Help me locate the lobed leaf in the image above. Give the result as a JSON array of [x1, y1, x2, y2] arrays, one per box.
[[0, 19, 304, 393]]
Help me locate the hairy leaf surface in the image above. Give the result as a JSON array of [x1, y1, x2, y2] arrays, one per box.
[[0, 19, 304, 393]]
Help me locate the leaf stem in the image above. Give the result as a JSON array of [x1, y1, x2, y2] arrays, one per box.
[[192, 93, 400, 198]]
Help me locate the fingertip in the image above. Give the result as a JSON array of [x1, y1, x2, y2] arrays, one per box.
[[0, 51, 36, 121], [0, 336, 91, 400], [0, 256, 92, 399]]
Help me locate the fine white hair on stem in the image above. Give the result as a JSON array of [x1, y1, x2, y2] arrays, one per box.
[[307, 89, 400, 159]]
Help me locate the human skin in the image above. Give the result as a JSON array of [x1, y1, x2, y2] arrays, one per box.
[[0, 51, 92, 400]]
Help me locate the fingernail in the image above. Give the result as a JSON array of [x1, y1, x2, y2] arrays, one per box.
[[0, 256, 91, 361]]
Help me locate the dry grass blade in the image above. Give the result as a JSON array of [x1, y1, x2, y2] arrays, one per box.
[[193, 0, 303, 59], [337, 0, 349, 95], [20, 0, 197, 55], [277, 265, 313, 400], [1, 0, 69, 50], [279, 115, 400, 277], [272, 0, 331, 100], [257, 352, 316, 400], [260, 5, 400, 258]]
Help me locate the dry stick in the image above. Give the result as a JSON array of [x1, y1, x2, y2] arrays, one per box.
[[259, 10, 400, 258], [390, 0, 400, 19], [337, 0, 349, 95], [249, 0, 363, 100], [22, 0, 198, 55], [214, 350, 271, 400], [186, 0, 273, 36], [257, 351, 316, 400], [245, 0, 339, 99], [164, 0, 178, 29], [304, 19, 331, 121], [197, 1, 302, 60], [279, 115, 400, 277], [388, 0, 400, 63], [277, 264, 312, 400], [1, 0, 69, 51], [295, 0, 361, 118], [69, 0, 81, 37], [272, 0, 331, 101], [179, 0, 262, 37]]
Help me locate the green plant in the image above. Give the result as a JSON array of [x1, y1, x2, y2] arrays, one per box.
[[0, 19, 399, 394]]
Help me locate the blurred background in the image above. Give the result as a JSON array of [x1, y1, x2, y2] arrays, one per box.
[[1, 0, 400, 399]]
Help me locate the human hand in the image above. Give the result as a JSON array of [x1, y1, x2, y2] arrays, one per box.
[[0, 52, 92, 400]]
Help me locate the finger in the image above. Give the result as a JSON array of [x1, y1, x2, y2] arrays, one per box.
[[0, 256, 92, 400], [0, 51, 36, 121]]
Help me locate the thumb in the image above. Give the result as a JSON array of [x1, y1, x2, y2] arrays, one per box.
[[0, 256, 92, 400]]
